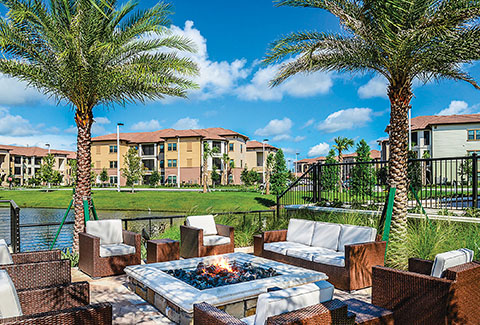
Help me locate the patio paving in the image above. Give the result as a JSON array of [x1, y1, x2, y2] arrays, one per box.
[[72, 246, 371, 324]]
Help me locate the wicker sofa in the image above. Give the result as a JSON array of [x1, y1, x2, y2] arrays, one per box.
[[79, 219, 141, 277], [194, 281, 356, 325], [180, 215, 234, 258], [254, 219, 386, 291], [372, 249, 480, 324]]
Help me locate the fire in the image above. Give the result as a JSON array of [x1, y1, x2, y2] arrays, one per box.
[[211, 257, 233, 273]]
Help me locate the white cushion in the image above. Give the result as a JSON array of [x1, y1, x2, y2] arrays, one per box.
[[203, 235, 230, 246], [264, 241, 310, 255], [286, 219, 315, 246], [0, 239, 6, 245], [254, 281, 334, 325], [312, 251, 346, 267], [241, 315, 255, 325], [0, 270, 22, 319], [311, 222, 341, 250], [431, 248, 474, 278], [186, 215, 217, 236], [86, 219, 123, 245], [0, 242, 13, 266], [99, 243, 135, 257], [337, 224, 377, 252]]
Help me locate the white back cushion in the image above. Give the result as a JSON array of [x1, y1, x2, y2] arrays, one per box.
[[186, 215, 217, 236], [86, 219, 123, 245], [311, 222, 341, 250], [431, 248, 474, 278], [286, 219, 315, 246], [255, 281, 334, 325], [0, 241, 13, 266], [338, 224, 377, 252], [0, 270, 22, 319]]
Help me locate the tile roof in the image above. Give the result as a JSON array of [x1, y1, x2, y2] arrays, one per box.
[[246, 141, 278, 150], [385, 114, 480, 132], [0, 145, 76, 158]]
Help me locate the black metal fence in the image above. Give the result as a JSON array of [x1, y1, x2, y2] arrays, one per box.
[[278, 154, 480, 213]]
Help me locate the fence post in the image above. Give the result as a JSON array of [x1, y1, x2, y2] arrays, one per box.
[[473, 153, 478, 209], [10, 201, 20, 253], [312, 165, 317, 203], [276, 196, 280, 220]]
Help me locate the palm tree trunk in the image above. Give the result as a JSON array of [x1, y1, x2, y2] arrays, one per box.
[[387, 79, 413, 268], [202, 160, 207, 193], [73, 109, 93, 252], [338, 153, 343, 193], [266, 172, 270, 195]]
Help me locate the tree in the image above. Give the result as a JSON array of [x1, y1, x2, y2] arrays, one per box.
[[248, 169, 262, 185], [68, 159, 77, 186], [38, 154, 55, 189], [211, 168, 220, 186], [121, 147, 144, 193], [202, 142, 219, 193], [264, 0, 480, 266], [459, 158, 473, 185], [321, 149, 339, 191], [407, 151, 422, 192], [227, 160, 235, 185], [333, 137, 354, 192], [350, 140, 376, 196], [0, 0, 199, 251], [52, 170, 64, 185], [221, 153, 230, 185], [265, 153, 275, 195], [241, 165, 250, 185], [150, 170, 161, 187], [99, 168, 109, 187], [271, 149, 289, 196]]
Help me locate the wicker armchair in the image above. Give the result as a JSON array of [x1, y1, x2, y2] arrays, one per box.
[[0, 281, 112, 324], [79, 229, 141, 278], [372, 258, 480, 324], [0, 250, 71, 290], [193, 299, 355, 325], [180, 215, 234, 258]]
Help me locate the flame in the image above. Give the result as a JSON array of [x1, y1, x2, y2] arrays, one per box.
[[212, 257, 233, 273]]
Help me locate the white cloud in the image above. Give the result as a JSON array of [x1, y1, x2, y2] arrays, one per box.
[[293, 136, 306, 142], [282, 148, 297, 155], [301, 119, 315, 129], [308, 143, 330, 157], [0, 134, 76, 151], [272, 134, 291, 141], [94, 117, 110, 125], [317, 108, 373, 133], [131, 119, 161, 131], [358, 75, 388, 99], [173, 117, 201, 129], [0, 107, 39, 136], [437, 100, 478, 115], [0, 75, 46, 105], [255, 118, 293, 137], [65, 126, 77, 134]]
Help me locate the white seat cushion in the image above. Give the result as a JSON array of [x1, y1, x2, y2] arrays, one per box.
[[264, 241, 310, 255], [186, 215, 217, 236], [0, 270, 22, 319], [311, 222, 341, 250], [203, 235, 230, 246], [0, 239, 6, 245], [240, 315, 255, 325], [431, 248, 474, 278], [86, 219, 123, 245], [99, 243, 135, 257], [0, 242, 13, 266], [312, 250, 346, 267], [286, 219, 315, 246], [337, 224, 377, 252], [255, 281, 334, 325]]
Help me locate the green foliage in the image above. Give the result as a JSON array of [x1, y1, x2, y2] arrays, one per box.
[[406, 219, 453, 261], [149, 170, 161, 187], [320, 149, 339, 191], [68, 159, 77, 185], [271, 149, 289, 196], [350, 140, 376, 196], [90, 163, 97, 185], [211, 168, 220, 185], [459, 159, 472, 184], [38, 154, 55, 185], [333, 137, 354, 162], [240, 165, 250, 185], [99, 168, 109, 184], [240, 165, 261, 186], [61, 248, 79, 267], [121, 147, 144, 192], [407, 150, 422, 191]]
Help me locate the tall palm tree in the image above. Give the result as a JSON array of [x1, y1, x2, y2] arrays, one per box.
[[0, 0, 199, 251], [221, 153, 230, 185], [202, 142, 219, 193], [333, 136, 354, 192], [264, 0, 480, 266]]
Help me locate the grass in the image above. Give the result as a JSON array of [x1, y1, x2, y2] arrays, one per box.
[[0, 190, 276, 213]]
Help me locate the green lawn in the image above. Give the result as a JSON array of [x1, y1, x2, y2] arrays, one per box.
[[0, 190, 276, 213]]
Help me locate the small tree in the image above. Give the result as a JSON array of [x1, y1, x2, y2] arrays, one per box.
[[459, 158, 473, 185], [227, 160, 235, 185], [221, 153, 230, 185], [99, 168, 109, 187], [39, 154, 55, 189], [121, 147, 144, 193], [350, 140, 376, 196], [241, 165, 250, 185], [407, 150, 422, 192], [248, 169, 261, 185], [320, 149, 339, 191], [265, 153, 275, 195], [150, 170, 161, 187], [90, 164, 97, 186], [52, 170, 64, 185], [202, 142, 219, 193], [211, 168, 221, 186], [333, 137, 354, 193], [271, 149, 289, 196], [68, 159, 77, 186]]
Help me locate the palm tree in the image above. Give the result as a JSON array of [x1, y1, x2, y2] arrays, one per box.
[[333, 137, 354, 192], [221, 153, 230, 185], [0, 0, 199, 251], [265, 153, 275, 195], [264, 0, 480, 266], [202, 142, 219, 193]]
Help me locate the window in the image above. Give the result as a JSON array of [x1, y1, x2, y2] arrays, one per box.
[[109, 145, 117, 153], [35, 158, 42, 165], [468, 129, 480, 141], [14, 157, 21, 164], [168, 143, 177, 151], [411, 132, 418, 146], [109, 161, 117, 168], [142, 159, 154, 171], [213, 141, 221, 151], [424, 131, 430, 146], [109, 176, 118, 184], [187, 142, 192, 152], [172, 159, 177, 167], [14, 167, 21, 175], [168, 159, 172, 167], [229, 143, 234, 152], [240, 160, 243, 168], [240, 144, 243, 153], [168, 143, 172, 151], [160, 160, 165, 168], [142, 145, 154, 156], [159, 144, 164, 153], [187, 158, 192, 167], [96, 146, 101, 154], [167, 175, 177, 184], [468, 150, 480, 156]]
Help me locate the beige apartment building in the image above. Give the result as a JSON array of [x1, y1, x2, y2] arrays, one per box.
[[0, 145, 76, 186], [91, 128, 258, 186], [245, 141, 279, 182]]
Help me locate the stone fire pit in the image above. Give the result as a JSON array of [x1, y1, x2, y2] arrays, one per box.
[[125, 252, 328, 324]]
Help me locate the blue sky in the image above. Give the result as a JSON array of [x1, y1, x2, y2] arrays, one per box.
[[0, 0, 479, 168]]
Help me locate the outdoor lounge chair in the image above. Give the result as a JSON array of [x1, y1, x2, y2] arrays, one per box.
[[79, 219, 141, 277], [0, 270, 112, 324], [254, 219, 386, 291], [193, 281, 356, 324], [372, 248, 480, 324], [180, 215, 234, 258]]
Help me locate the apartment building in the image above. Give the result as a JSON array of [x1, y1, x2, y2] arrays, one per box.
[[245, 141, 279, 181], [0, 145, 76, 186], [295, 150, 381, 174], [91, 128, 251, 186], [380, 114, 480, 160]]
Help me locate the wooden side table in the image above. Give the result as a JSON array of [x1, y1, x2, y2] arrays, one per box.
[[344, 298, 393, 325], [146, 239, 179, 263]]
